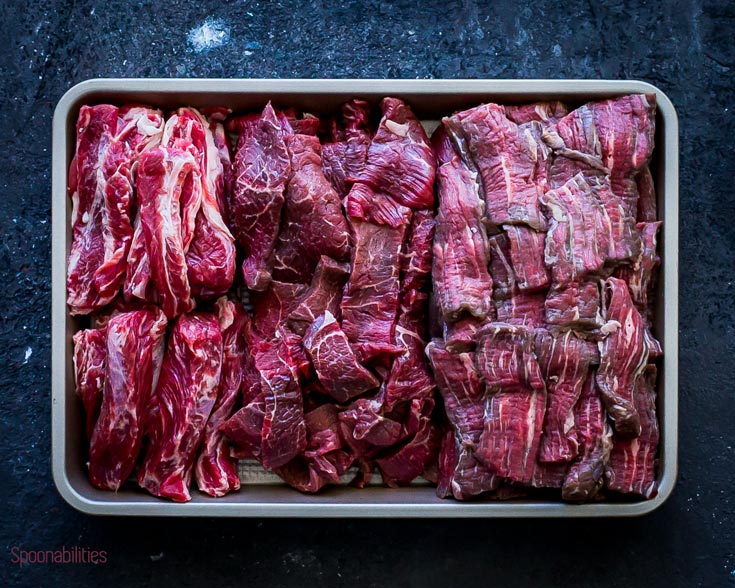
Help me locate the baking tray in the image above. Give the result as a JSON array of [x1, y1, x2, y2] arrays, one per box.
[[51, 79, 678, 517]]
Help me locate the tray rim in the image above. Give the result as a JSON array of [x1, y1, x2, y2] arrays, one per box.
[[51, 78, 679, 517]]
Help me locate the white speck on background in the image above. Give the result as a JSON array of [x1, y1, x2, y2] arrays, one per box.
[[187, 17, 231, 53], [23, 347, 32, 364], [552, 43, 562, 57]]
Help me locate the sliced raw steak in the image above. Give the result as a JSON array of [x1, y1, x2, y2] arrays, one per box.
[[227, 102, 291, 290], [636, 165, 657, 222], [322, 99, 372, 197], [251, 281, 308, 339], [614, 221, 662, 313], [287, 256, 351, 336], [427, 341, 498, 499], [503, 225, 549, 291], [72, 328, 107, 439], [195, 298, 249, 497], [272, 134, 351, 282], [597, 277, 650, 437], [444, 102, 546, 230], [303, 311, 380, 403], [562, 373, 613, 501], [504, 101, 568, 125], [401, 208, 435, 293], [89, 308, 167, 491], [474, 323, 545, 393]]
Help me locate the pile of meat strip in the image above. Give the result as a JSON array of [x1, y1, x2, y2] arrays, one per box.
[[430, 95, 662, 501], [68, 94, 662, 503]]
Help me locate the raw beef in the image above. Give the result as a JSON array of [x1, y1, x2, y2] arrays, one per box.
[[136, 146, 201, 318], [221, 396, 265, 460], [433, 155, 494, 321], [162, 107, 236, 300], [614, 221, 662, 312], [287, 256, 351, 336], [322, 99, 372, 197], [504, 101, 568, 125], [303, 311, 380, 403], [95, 106, 164, 303], [67, 105, 118, 314], [384, 290, 435, 409], [427, 341, 498, 499], [474, 323, 545, 393], [400, 209, 436, 293], [123, 214, 155, 303], [195, 298, 249, 497], [203, 107, 233, 216], [636, 165, 657, 222], [476, 388, 546, 484], [272, 134, 351, 282], [72, 328, 106, 439], [596, 277, 650, 437], [138, 312, 223, 502], [606, 365, 659, 498], [227, 102, 292, 290], [256, 338, 307, 470], [496, 291, 546, 328], [341, 219, 406, 363], [562, 373, 613, 501], [544, 281, 602, 330], [503, 225, 549, 291], [88, 308, 167, 491], [251, 281, 308, 339], [444, 102, 546, 230], [443, 315, 485, 353], [535, 331, 599, 462]]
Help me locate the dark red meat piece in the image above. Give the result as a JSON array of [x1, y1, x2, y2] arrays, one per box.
[[474, 323, 545, 393], [606, 365, 659, 498], [427, 341, 498, 499], [227, 102, 291, 291], [496, 291, 546, 328], [504, 101, 568, 125], [272, 134, 351, 282], [72, 328, 107, 439], [400, 209, 435, 293], [195, 298, 249, 497], [636, 165, 657, 222], [544, 281, 602, 330], [303, 311, 380, 403], [221, 397, 265, 460], [444, 102, 546, 230], [614, 221, 662, 314], [250, 281, 308, 339], [88, 308, 167, 491], [562, 373, 613, 501], [596, 277, 650, 437], [503, 225, 549, 291], [138, 312, 222, 502]]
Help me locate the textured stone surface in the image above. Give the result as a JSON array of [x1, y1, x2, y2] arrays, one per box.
[[1, 0, 734, 586]]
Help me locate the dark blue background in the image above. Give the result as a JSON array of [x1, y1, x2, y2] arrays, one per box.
[[1, 0, 733, 586]]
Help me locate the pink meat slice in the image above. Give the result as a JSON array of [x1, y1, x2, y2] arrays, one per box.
[[636, 165, 657, 222], [433, 154, 494, 322], [138, 312, 223, 502], [474, 323, 545, 393], [272, 134, 351, 283], [504, 101, 568, 125], [544, 281, 602, 330], [495, 291, 546, 328], [227, 102, 292, 291], [88, 308, 167, 491], [195, 298, 249, 497], [136, 146, 201, 318], [606, 365, 659, 499], [340, 218, 407, 363], [596, 277, 650, 437], [221, 396, 265, 460], [614, 221, 662, 313], [67, 104, 118, 314], [400, 208, 435, 292], [162, 108, 236, 300], [562, 373, 613, 501], [287, 256, 351, 336], [123, 213, 155, 303], [443, 102, 546, 230], [94, 106, 164, 302], [535, 331, 599, 463], [427, 340, 498, 500], [303, 311, 380, 404], [72, 328, 107, 439], [503, 224, 549, 292], [256, 337, 307, 470], [250, 280, 308, 339]]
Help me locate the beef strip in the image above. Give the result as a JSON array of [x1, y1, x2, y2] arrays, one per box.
[[136, 146, 201, 318], [534, 330, 599, 462], [442, 314, 488, 353], [562, 373, 613, 501], [227, 102, 291, 291], [72, 328, 107, 439], [67, 105, 119, 314], [496, 291, 546, 328], [614, 221, 662, 313], [433, 155, 494, 322], [436, 425, 459, 498], [474, 323, 545, 393], [340, 218, 406, 363], [544, 282, 602, 330], [250, 281, 308, 339], [606, 364, 659, 498], [287, 256, 351, 336], [400, 208, 435, 293], [596, 277, 650, 437], [272, 134, 351, 282], [162, 108, 236, 300], [303, 311, 380, 403], [221, 396, 265, 460], [89, 308, 167, 491], [256, 337, 307, 470], [194, 298, 249, 497], [504, 101, 569, 125], [427, 341, 498, 500], [443, 102, 546, 230], [503, 225, 549, 292], [636, 165, 657, 222]]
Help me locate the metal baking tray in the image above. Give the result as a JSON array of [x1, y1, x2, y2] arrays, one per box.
[[51, 79, 678, 517]]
